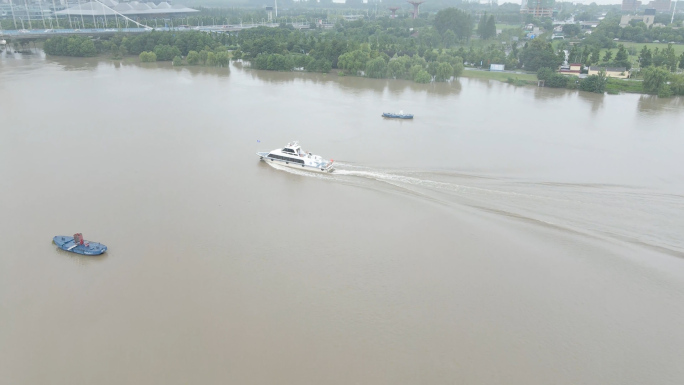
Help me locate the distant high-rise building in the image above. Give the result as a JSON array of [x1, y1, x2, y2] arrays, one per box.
[[646, 0, 671, 11], [520, 0, 554, 18], [621, 0, 642, 11]]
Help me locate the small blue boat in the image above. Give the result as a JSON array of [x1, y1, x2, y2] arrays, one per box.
[[53, 234, 107, 256], [382, 111, 414, 119]]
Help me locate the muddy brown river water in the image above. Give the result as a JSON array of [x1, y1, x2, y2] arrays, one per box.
[[1, 51, 684, 384]]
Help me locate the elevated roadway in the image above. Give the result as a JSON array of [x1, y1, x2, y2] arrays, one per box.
[[0, 23, 324, 41]]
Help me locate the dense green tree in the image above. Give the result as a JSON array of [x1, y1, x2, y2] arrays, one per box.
[[602, 50, 613, 62], [442, 30, 457, 48], [44, 36, 98, 57], [199, 50, 209, 65], [669, 74, 684, 95], [568, 45, 579, 63], [266, 54, 294, 71], [652, 47, 665, 67], [639, 46, 652, 67], [186, 50, 200, 65], [451, 56, 465, 77], [172, 56, 183, 66], [206, 52, 217, 66], [215, 52, 230, 67], [365, 57, 388, 78], [426, 61, 439, 77], [435, 62, 454, 82], [536, 67, 554, 81], [154, 44, 182, 61], [579, 71, 606, 93], [79, 40, 97, 56], [558, 48, 566, 64], [663, 44, 678, 72], [139, 51, 157, 62], [562, 24, 581, 37], [294, 54, 313, 69], [588, 47, 601, 66], [581, 46, 591, 64], [314, 59, 332, 73], [546, 73, 570, 88], [679, 52, 684, 69], [414, 70, 431, 83], [388, 56, 412, 79], [519, 39, 562, 72], [434, 8, 473, 41], [253, 54, 269, 69], [337, 46, 371, 75], [485, 15, 497, 40], [614, 44, 630, 69], [122, 31, 216, 56], [409, 65, 424, 80], [642, 66, 671, 95]]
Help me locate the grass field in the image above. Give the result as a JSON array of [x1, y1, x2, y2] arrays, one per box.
[[590, 42, 683, 67], [601, 41, 684, 60], [496, 23, 522, 31], [605, 78, 644, 94], [462, 68, 537, 83]]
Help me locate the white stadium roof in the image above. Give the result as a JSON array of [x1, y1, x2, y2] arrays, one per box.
[[54, 1, 198, 17]]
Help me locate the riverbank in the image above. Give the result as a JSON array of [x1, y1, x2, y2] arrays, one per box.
[[462, 67, 537, 83], [461, 66, 673, 97], [0, 45, 671, 97]]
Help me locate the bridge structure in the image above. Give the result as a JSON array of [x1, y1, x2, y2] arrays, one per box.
[[0, 0, 334, 43], [2, 0, 152, 31], [0, 22, 332, 41]]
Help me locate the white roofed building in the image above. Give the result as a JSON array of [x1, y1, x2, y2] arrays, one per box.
[[54, 1, 198, 17]]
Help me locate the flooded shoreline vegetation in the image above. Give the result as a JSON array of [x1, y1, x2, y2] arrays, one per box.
[[536, 65, 684, 97], [138, 51, 157, 63], [31, 4, 684, 93], [43, 36, 97, 57]]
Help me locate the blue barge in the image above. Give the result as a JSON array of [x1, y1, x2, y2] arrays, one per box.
[[53, 234, 107, 256]]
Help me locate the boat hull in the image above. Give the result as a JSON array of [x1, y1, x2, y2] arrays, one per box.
[[53, 236, 107, 255], [257, 152, 334, 173]]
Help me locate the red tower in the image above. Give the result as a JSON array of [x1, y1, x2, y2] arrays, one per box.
[[389, 7, 400, 19], [407, 1, 425, 19]]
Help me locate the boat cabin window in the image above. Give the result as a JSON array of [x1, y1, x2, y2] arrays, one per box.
[[283, 148, 295, 154], [268, 154, 305, 164]]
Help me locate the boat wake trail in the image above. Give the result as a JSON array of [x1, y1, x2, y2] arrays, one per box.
[[333, 164, 684, 257], [267, 160, 684, 256]]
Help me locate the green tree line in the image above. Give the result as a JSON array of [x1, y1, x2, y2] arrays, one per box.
[[44, 36, 97, 57]]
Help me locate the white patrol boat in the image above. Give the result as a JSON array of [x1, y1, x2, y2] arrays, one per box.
[[257, 141, 334, 173]]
